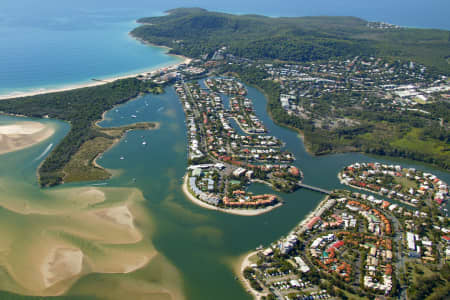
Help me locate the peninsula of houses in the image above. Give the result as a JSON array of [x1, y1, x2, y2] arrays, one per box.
[[174, 78, 302, 214]]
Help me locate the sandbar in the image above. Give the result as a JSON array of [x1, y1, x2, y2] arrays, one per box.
[[182, 175, 282, 216], [0, 186, 163, 296], [42, 247, 83, 288], [0, 121, 55, 155], [95, 205, 135, 230], [79, 188, 106, 204]]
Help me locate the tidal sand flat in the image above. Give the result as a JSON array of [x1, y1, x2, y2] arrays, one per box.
[[0, 121, 55, 155], [0, 186, 183, 297], [42, 247, 84, 288]]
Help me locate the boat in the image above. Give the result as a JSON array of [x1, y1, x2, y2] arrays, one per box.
[[131, 114, 137, 118], [142, 141, 147, 145], [120, 156, 125, 160]]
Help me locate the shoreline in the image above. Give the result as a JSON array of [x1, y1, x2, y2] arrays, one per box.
[[182, 175, 283, 216], [298, 195, 329, 230], [90, 121, 161, 175], [233, 78, 315, 155], [89, 110, 161, 180], [130, 34, 190, 64], [235, 251, 268, 300], [236, 194, 330, 298], [0, 45, 191, 101], [229, 116, 260, 135], [0, 121, 56, 155]]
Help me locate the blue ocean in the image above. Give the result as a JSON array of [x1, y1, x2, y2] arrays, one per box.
[[0, 0, 449, 95]]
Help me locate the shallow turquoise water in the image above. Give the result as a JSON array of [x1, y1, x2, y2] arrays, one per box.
[[0, 0, 448, 96], [80, 83, 450, 298], [0, 19, 180, 96], [0, 81, 449, 299], [0, 0, 449, 297]]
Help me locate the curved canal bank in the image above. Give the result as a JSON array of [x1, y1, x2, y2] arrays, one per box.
[[0, 80, 448, 300]]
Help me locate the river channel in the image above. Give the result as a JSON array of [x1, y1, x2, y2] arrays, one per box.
[[0, 81, 448, 300]]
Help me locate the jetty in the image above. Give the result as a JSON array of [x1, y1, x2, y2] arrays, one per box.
[[297, 182, 331, 195]]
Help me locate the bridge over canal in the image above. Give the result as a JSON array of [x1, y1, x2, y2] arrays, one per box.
[[297, 182, 332, 195]]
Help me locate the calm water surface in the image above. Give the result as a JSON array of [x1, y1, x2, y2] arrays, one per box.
[[0, 0, 449, 298], [0, 0, 449, 95], [2, 79, 448, 299]]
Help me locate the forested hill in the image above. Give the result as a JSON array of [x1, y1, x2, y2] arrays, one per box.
[[131, 8, 450, 73]]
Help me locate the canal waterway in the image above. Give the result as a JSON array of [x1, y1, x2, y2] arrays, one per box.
[[0, 81, 449, 300]]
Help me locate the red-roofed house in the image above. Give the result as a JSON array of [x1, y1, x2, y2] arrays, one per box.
[[307, 216, 321, 230], [442, 236, 450, 244], [331, 240, 345, 249]]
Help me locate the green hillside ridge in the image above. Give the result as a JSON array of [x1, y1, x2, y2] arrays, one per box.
[[131, 8, 450, 170], [132, 8, 450, 73]]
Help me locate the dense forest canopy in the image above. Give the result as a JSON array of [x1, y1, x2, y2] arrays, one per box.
[[132, 8, 450, 74]]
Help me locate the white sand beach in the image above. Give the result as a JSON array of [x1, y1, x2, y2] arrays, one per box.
[[234, 251, 268, 300], [182, 175, 282, 216], [0, 56, 191, 101], [0, 121, 55, 155]]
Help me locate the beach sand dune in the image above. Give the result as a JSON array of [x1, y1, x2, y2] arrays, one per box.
[[0, 121, 55, 155]]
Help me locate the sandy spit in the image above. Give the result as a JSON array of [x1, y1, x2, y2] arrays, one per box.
[[0, 121, 55, 155]]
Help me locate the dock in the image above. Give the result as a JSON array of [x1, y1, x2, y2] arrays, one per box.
[[297, 182, 332, 195]]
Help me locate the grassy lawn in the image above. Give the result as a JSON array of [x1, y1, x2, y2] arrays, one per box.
[[390, 128, 450, 166], [394, 176, 418, 192], [337, 287, 369, 300], [407, 262, 434, 281]]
